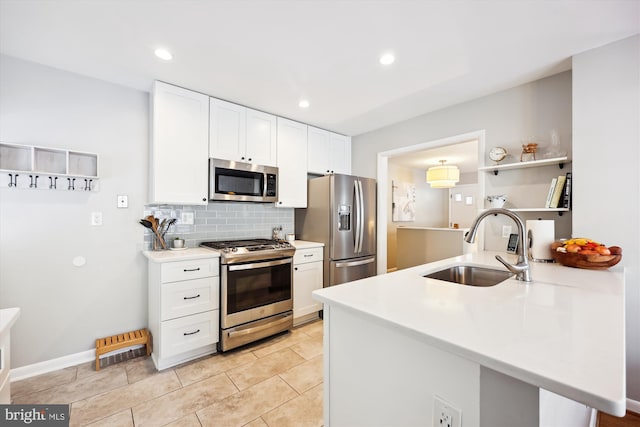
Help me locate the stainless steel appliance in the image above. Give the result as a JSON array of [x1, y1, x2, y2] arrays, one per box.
[[295, 174, 376, 287], [200, 238, 295, 351], [209, 158, 278, 203]]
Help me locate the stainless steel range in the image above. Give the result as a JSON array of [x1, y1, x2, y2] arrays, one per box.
[[200, 238, 295, 351]]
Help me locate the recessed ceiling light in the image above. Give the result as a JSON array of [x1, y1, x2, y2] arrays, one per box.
[[299, 100, 310, 109], [154, 48, 173, 61], [379, 53, 395, 65]]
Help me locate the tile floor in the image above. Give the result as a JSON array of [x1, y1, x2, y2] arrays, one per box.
[[11, 320, 324, 427]]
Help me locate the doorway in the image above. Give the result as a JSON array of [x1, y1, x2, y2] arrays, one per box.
[[376, 130, 485, 274]]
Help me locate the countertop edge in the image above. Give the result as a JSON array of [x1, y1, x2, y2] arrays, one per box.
[[143, 248, 220, 262]]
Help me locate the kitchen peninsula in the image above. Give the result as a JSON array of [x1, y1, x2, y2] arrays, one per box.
[[313, 251, 625, 426]]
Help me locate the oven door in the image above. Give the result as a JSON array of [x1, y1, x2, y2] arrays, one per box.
[[221, 257, 293, 329]]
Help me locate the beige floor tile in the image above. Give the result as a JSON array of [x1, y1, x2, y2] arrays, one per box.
[[250, 330, 315, 358], [165, 413, 203, 427], [132, 373, 238, 426], [84, 409, 134, 427], [124, 356, 157, 384], [226, 348, 305, 391], [176, 351, 257, 386], [278, 356, 323, 394], [261, 383, 323, 427], [11, 366, 77, 398], [294, 320, 323, 338], [69, 370, 181, 426], [289, 335, 323, 361], [197, 376, 297, 427], [12, 367, 128, 405], [243, 418, 269, 427]]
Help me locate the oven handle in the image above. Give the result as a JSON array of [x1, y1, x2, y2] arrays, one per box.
[[227, 313, 292, 338], [228, 257, 292, 271]]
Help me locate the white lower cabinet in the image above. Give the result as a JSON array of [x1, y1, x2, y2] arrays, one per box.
[[147, 254, 220, 370], [293, 246, 323, 325]]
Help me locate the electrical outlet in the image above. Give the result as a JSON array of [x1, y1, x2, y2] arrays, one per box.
[[117, 195, 128, 208], [433, 396, 461, 427], [181, 211, 194, 225], [91, 212, 103, 226], [502, 225, 512, 238]]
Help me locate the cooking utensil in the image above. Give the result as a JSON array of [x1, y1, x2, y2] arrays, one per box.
[[140, 216, 167, 249]]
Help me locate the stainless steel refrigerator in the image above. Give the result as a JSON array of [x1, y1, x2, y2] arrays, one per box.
[[295, 174, 376, 287]]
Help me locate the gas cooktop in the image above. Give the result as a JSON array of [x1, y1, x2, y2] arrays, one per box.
[[200, 238, 295, 263]]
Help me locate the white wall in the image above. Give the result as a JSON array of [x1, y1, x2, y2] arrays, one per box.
[[0, 55, 149, 367], [572, 35, 640, 401]]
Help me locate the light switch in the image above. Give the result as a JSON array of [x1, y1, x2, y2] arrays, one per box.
[[117, 195, 128, 208]]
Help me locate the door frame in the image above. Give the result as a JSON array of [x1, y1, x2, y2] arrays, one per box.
[[376, 130, 486, 274]]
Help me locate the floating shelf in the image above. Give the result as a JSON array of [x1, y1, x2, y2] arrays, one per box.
[[0, 142, 99, 191], [479, 156, 569, 175]]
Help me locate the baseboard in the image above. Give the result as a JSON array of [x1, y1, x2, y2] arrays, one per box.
[[628, 398, 640, 414], [10, 345, 144, 382]]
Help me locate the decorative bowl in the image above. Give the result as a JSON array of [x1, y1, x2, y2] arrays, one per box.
[[550, 246, 622, 270]]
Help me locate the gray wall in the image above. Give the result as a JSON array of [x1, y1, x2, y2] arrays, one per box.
[[572, 35, 640, 401], [0, 55, 149, 367], [352, 40, 639, 401], [0, 55, 296, 369]]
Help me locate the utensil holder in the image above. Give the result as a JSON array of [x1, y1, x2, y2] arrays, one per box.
[[152, 234, 167, 251]]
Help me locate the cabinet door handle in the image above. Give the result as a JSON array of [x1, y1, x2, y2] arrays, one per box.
[[183, 329, 201, 336], [183, 267, 200, 272], [304, 254, 313, 257], [183, 294, 201, 300]]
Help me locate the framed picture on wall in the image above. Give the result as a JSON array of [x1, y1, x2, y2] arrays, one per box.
[[392, 180, 416, 222]]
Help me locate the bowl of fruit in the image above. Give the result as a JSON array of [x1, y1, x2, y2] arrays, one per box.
[[551, 238, 622, 270]]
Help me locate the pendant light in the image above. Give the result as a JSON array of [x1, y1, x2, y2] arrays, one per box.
[[426, 160, 460, 188]]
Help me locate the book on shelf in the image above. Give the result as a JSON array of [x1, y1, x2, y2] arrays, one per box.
[[562, 172, 572, 209], [544, 178, 558, 208], [549, 175, 567, 208]]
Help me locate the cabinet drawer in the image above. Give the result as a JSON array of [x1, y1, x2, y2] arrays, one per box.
[[161, 258, 219, 283], [161, 277, 219, 321], [294, 247, 323, 265], [160, 310, 219, 358]]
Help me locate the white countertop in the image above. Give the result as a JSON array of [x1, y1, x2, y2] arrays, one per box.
[[397, 226, 469, 232], [0, 307, 20, 335], [313, 251, 626, 415], [291, 240, 324, 249], [143, 247, 220, 263]]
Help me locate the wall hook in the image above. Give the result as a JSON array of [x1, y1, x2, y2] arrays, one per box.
[[8, 174, 14, 188]]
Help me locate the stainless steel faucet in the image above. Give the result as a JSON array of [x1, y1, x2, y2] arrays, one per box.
[[464, 208, 532, 282]]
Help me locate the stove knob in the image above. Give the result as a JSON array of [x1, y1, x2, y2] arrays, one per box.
[[232, 247, 238, 252]]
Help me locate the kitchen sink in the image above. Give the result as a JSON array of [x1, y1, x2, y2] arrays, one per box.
[[424, 265, 514, 287]]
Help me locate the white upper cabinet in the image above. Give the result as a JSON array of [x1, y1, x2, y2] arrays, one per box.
[[150, 81, 209, 205], [209, 98, 277, 167], [276, 117, 308, 208], [246, 108, 277, 166], [209, 98, 246, 162], [307, 126, 351, 175]]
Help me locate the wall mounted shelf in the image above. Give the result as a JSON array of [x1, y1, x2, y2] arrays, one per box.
[[479, 156, 569, 175], [0, 142, 99, 191]]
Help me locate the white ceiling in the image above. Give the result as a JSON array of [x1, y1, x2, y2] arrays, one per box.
[[0, 0, 638, 137], [390, 139, 478, 173]]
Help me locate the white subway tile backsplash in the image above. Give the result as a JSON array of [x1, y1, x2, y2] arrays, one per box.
[[142, 201, 294, 249]]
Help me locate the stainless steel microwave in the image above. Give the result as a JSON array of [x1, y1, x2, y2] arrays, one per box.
[[209, 158, 278, 203]]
